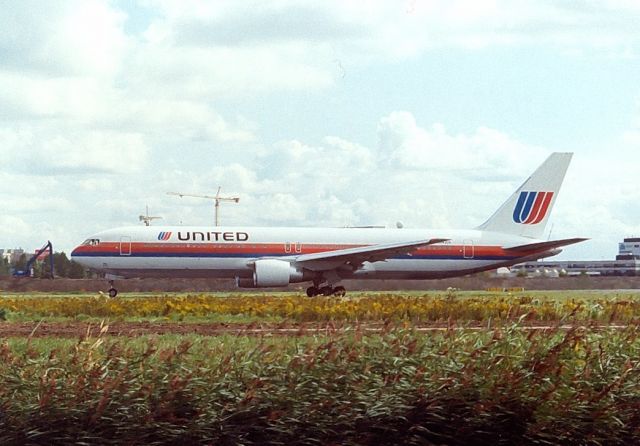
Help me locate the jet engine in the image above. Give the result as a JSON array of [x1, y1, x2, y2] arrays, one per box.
[[236, 259, 304, 288]]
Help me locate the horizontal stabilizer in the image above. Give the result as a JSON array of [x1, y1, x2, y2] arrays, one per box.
[[505, 237, 588, 252]]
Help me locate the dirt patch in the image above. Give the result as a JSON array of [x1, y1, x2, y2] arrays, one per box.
[[2, 276, 640, 293], [0, 321, 633, 338], [0, 321, 385, 338]]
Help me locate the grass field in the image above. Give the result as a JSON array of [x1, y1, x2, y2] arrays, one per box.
[[1, 290, 640, 444]]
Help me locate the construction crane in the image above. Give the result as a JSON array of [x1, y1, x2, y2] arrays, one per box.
[[139, 205, 162, 226], [167, 186, 240, 226]]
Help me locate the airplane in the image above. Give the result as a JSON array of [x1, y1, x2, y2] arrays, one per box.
[[71, 152, 586, 298]]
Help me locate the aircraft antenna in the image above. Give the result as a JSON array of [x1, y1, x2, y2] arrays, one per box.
[[139, 205, 162, 226], [167, 186, 240, 226]]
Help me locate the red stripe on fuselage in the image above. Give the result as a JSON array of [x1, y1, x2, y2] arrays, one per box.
[[72, 241, 538, 259]]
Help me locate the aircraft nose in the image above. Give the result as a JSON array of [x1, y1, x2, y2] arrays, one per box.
[[70, 244, 89, 265], [70, 246, 81, 262]]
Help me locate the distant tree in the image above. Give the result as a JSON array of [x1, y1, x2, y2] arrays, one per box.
[[53, 252, 71, 277], [0, 257, 10, 277], [14, 253, 27, 271], [32, 260, 43, 278], [39, 256, 53, 278], [68, 260, 86, 279]]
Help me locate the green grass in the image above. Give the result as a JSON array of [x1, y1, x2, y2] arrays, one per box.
[[1, 312, 286, 324], [3, 290, 640, 443], [1, 325, 640, 444]]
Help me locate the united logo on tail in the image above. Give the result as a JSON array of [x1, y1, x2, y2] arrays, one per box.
[[158, 232, 172, 241], [512, 191, 554, 224]]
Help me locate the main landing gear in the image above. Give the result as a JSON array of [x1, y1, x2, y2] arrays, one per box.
[[306, 285, 346, 297], [107, 280, 118, 298]]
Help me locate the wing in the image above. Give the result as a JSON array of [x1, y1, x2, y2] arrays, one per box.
[[504, 237, 588, 252], [294, 238, 449, 272]]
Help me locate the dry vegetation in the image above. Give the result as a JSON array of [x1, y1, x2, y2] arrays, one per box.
[[1, 291, 640, 444], [1, 291, 640, 323], [1, 325, 640, 444]]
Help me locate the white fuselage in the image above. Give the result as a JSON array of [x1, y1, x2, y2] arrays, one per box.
[[71, 225, 553, 282]]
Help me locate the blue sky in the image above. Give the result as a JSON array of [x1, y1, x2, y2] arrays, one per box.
[[2, 0, 640, 260]]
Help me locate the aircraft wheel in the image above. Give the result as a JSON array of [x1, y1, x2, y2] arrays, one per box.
[[320, 286, 333, 296], [306, 286, 318, 297], [108, 288, 118, 298], [333, 286, 346, 297]]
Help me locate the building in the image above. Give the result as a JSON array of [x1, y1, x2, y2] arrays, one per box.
[[617, 237, 640, 260], [0, 248, 25, 265], [511, 237, 640, 277]]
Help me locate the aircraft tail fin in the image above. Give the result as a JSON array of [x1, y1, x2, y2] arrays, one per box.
[[477, 152, 572, 239]]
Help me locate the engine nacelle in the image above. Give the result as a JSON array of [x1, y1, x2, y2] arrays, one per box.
[[236, 259, 304, 288]]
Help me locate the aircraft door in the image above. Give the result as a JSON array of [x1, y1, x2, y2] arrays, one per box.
[[284, 242, 301, 254], [463, 240, 474, 259], [120, 236, 132, 256]]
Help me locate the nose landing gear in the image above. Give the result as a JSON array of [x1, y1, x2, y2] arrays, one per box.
[[107, 280, 118, 298]]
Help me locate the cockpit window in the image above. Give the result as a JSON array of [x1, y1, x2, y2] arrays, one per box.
[[81, 239, 101, 246]]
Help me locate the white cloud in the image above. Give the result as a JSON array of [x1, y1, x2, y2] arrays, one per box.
[[207, 164, 264, 193], [137, 116, 487, 230], [262, 193, 307, 222], [107, 98, 256, 143], [139, 0, 640, 60], [127, 42, 334, 99], [0, 73, 100, 120], [163, 112, 551, 232], [56, 1, 128, 76], [2, 125, 150, 175], [0, 0, 127, 76], [551, 127, 640, 259], [0, 108, 636, 261], [38, 131, 150, 174], [125, 0, 640, 101], [4, 1, 640, 123], [378, 111, 543, 179], [0, 215, 31, 242]]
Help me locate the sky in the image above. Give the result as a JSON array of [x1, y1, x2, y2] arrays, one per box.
[[2, 0, 640, 260]]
